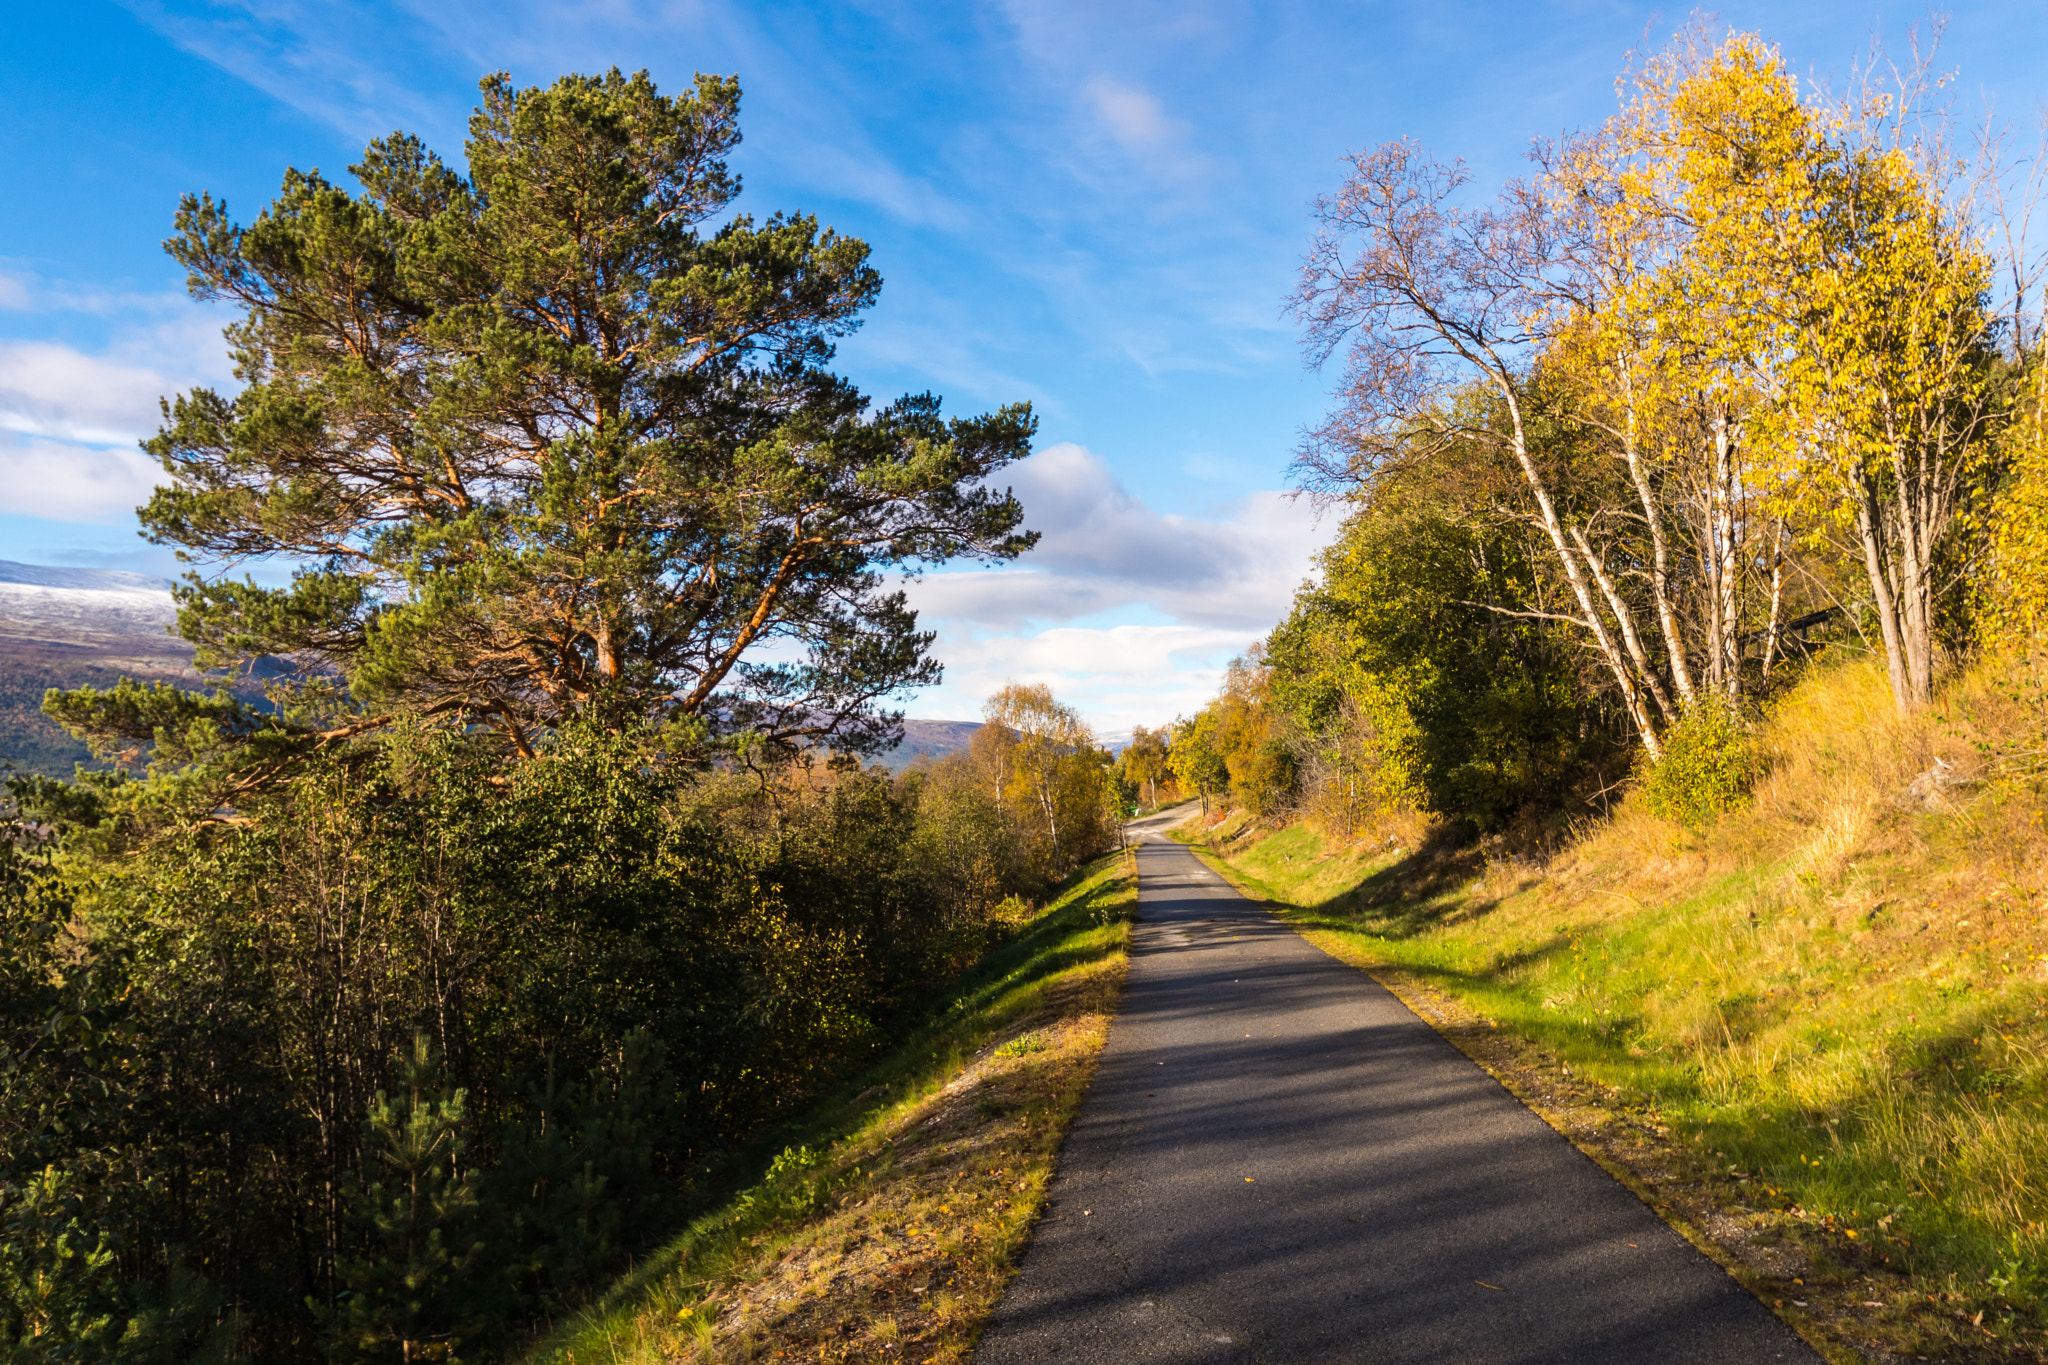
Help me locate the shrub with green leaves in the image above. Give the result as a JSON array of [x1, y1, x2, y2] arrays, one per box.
[[1641, 702, 1757, 825], [2, 707, 1063, 1358]]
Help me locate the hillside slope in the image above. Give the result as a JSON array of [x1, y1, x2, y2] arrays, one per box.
[[1185, 658, 2048, 1364], [0, 561, 193, 778], [524, 853, 1135, 1365]]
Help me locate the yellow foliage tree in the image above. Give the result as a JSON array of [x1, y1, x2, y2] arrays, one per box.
[[1984, 362, 2048, 649], [1119, 725, 1173, 808], [1294, 25, 2012, 754], [1645, 34, 1999, 711], [978, 682, 1111, 879]]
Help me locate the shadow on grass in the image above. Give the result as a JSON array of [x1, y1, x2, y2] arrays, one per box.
[[1192, 828, 2048, 1355], [1184, 818, 1504, 942], [519, 854, 1134, 1363]]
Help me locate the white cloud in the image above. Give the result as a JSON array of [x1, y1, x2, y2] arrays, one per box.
[[910, 441, 1330, 630], [0, 342, 178, 446], [1085, 77, 1179, 152], [901, 441, 1337, 731], [0, 279, 232, 525], [941, 621, 1245, 680], [0, 435, 165, 524], [917, 622, 1244, 733]]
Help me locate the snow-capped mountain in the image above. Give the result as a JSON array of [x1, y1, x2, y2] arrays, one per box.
[[0, 560, 183, 655]]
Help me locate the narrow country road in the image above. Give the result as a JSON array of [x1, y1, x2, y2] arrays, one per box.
[[974, 823, 1818, 1364]]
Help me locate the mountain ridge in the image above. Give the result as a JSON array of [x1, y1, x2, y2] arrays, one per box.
[[0, 560, 176, 594]]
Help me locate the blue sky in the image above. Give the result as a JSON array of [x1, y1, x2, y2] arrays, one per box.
[[2, 1, 2041, 730]]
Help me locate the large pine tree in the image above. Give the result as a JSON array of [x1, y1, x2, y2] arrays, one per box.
[[86, 69, 1035, 761]]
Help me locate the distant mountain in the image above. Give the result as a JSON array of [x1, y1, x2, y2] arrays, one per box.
[[0, 562, 196, 778], [876, 718, 981, 771], [0, 560, 184, 657], [0, 562, 1082, 782], [875, 720, 1135, 771], [0, 562, 176, 594]]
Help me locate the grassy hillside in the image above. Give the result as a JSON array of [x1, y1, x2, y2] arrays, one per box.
[[522, 851, 1135, 1365], [1182, 658, 2048, 1364]]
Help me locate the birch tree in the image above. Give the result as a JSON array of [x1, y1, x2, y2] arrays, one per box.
[[1291, 141, 1684, 754], [1292, 29, 2007, 750], [980, 682, 1103, 878], [1643, 34, 2001, 712], [1538, 59, 1790, 711]]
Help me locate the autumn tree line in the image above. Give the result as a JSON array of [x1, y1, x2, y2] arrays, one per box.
[[0, 72, 1119, 1362], [1156, 30, 2048, 840]]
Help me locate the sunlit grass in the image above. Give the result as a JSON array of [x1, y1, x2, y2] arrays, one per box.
[[1191, 659, 2048, 1360]]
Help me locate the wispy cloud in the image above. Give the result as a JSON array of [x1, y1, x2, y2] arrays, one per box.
[[1081, 76, 1210, 184], [842, 313, 1054, 411], [775, 135, 970, 231], [1085, 76, 1176, 152], [116, 0, 459, 144], [912, 441, 1329, 630], [0, 266, 199, 320], [0, 434, 165, 524]]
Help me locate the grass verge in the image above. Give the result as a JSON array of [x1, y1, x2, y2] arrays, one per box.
[[522, 850, 1135, 1365], [1177, 660, 2048, 1365]]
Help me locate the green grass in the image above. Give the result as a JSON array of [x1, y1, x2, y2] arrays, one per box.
[[519, 851, 1136, 1364], [1178, 666, 2048, 1361]]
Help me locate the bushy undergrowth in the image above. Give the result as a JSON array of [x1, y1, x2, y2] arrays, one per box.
[[1641, 700, 1758, 825], [1197, 658, 2048, 1362], [0, 722, 1112, 1362], [523, 853, 1135, 1365]]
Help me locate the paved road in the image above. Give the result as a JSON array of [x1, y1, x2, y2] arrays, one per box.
[[975, 835, 1817, 1364]]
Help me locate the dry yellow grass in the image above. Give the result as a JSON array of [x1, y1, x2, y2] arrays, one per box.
[[1190, 656, 2048, 1362]]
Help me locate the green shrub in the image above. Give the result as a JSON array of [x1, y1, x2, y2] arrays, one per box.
[[993, 1033, 1047, 1058], [1, 714, 1058, 1359], [1641, 702, 1756, 825]]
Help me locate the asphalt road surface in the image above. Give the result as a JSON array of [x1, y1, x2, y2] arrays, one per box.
[[974, 828, 1818, 1364]]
